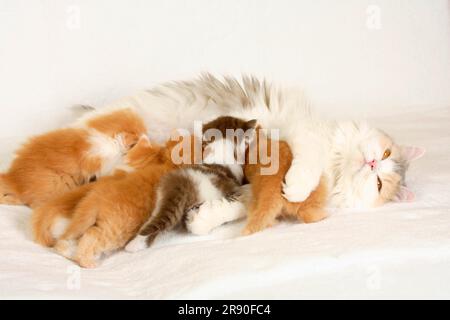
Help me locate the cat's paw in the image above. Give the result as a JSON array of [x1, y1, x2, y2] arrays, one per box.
[[282, 166, 320, 203], [242, 219, 275, 236], [241, 226, 257, 236], [186, 202, 215, 236], [125, 235, 147, 253], [54, 239, 77, 259], [76, 256, 98, 269]]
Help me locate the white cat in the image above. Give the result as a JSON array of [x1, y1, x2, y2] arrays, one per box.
[[83, 75, 424, 233], [82, 74, 424, 238]]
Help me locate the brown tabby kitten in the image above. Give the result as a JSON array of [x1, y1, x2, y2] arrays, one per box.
[[125, 116, 256, 252]]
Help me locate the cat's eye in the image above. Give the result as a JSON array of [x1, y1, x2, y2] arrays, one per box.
[[382, 149, 391, 160], [377, 176, 383, 192]]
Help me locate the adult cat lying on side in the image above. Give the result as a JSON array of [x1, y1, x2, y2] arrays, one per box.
[[88, 74, 424, 209]]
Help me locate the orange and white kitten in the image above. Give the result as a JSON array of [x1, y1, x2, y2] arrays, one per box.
[[32, 134, 197, 268], [0, 108, 146, 208]]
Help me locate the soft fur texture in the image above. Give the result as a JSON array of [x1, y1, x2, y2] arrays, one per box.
[[125, 116, 255, 252], [32, 135, 195, 268], [243, 131, 329, 235], [187, 130, 329, 236], [0, 108, 147, 208], [101, 74, 424, 208], [16, 75, 426, 252]]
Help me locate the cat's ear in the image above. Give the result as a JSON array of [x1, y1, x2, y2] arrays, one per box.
[[246, 119, 258, 130], [401, 146, 425, 162], [394, 186, 416, 202], [134, 134, 151, 147], [244, 120, 258, 147]]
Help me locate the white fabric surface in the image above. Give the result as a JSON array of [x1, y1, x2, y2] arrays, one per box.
[[0, 106, 449, 299]]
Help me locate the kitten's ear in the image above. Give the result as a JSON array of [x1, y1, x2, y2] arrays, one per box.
[[394, 186, 416, 202], [243, 120, 258, 146], [134, 135, 151, 147], [401, 146, 425, 162], [246, 119, 258, 130]]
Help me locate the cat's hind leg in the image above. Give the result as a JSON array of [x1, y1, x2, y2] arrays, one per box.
[[73, 225, 112, 269], [32, 184, 92, 247], [53, 194, 98, 259], [242, 197, 283, 236]]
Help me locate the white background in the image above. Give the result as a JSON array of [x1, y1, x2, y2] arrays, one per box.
[[0, 1, 449, 299], [0, 0, 449, 147]]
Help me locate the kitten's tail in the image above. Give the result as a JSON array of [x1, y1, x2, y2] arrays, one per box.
[[32, 204, 66, 247], [126, 173, 195, 252], [0, 173, 23, 206]]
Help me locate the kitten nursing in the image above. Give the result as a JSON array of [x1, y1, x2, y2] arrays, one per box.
[[0, 74, 425, 268], [168, 129, 330, 238], [32, 134, 194, 268], [0, 108, 146, 208], [31, 116, 255, 267], [126, 116, 256, 252]]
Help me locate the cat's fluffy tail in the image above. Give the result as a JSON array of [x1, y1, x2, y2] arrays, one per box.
[[0, 173, 23, 206]]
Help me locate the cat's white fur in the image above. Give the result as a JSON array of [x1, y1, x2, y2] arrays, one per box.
[[80, 75, 423, 236], [82, 76, 327, 203], [86, 130, 129, 177], [187, 184, 251, 235]]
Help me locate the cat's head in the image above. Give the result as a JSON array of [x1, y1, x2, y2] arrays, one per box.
[[330, 122, 425, 208], [202, 116, 257, 165]]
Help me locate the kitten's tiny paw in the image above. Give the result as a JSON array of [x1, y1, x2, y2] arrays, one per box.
[[242, 220, 274, 236], [54, 239, 77, 259], [282, 167, 320, 203], [186, 202, 215, 236], [241, 227, 255, 236], [76, 257, 97, 269], [125, 235, 147, 253]]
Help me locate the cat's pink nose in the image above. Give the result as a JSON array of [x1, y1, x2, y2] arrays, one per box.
[[366, 159, 377, 170]]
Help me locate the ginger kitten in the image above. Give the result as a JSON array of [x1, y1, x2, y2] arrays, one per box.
[[242, 129, 328, 235], [0, 108, 146, 208], [32, 134, 196, 268]]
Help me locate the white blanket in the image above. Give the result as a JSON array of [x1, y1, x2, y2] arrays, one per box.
[[1, 107, 449, 299]]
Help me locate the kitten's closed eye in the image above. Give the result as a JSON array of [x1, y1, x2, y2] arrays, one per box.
[[185, 203, 203, 214], [377, 176, 382, 192]]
